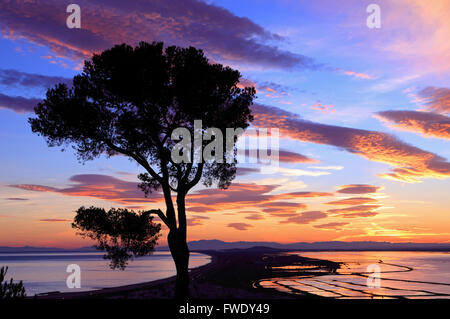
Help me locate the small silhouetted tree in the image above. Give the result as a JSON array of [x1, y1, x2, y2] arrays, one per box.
[[0, 266, 26, 299], [29, 42, 255, 298], [72, 207, 161, 270]]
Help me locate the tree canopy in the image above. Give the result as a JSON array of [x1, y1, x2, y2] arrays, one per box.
[[72, 207, 161, 270], [29, 42, 255, 207]]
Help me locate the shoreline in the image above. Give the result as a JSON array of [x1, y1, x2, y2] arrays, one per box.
[[32, 249, 450, 299], [35, 248, 338, 299], [36, 250, 218, 299]]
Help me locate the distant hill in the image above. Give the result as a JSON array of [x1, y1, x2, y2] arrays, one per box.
[[185, 240, 450, 251], [1, 240, 449, 253]]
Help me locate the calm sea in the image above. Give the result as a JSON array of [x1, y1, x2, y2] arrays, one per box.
[[0, 251, 210, 296], [259, 251, 450, 298]]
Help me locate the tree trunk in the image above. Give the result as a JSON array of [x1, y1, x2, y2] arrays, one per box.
[[168, 228, 190, 299]]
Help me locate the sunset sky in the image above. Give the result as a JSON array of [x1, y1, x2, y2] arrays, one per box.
[[0, 0, 449, 248]]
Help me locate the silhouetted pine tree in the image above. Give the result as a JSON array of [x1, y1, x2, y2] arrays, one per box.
[[0, 266, 26, 299]]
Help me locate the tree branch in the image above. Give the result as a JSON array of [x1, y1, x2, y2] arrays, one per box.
[[181, 162, 193, 186], [147, 209, 170, 228], [186, 162, 204, 191], [103, 140, 163, 184]]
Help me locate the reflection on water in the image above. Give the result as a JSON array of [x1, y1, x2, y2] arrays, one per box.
[[0, 251, 210, 296], [258, 251, 450, 299]]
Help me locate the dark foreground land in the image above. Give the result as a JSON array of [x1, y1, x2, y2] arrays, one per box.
[[37, 247, 340, 299]]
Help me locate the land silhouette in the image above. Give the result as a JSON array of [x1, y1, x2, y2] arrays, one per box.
[[35, 247, 340, 299]]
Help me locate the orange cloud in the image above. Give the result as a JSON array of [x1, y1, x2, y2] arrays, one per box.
[[185, 206, 211, 213], [330, 67, 374, 80], [11, 184, 57, 192], [187, 183, 278, 211], [338, 212, 378, 218], [328, 204, 382, 213], [227, 223, 253, 231], [328, 204, 382, 218], [336, 184, 381, 194], [238, 79, 290, 99], [341, 70, 373, 80], [187, 184, 331, 216], [314, 222, 349, 230], [11, 175, 334, 221], [262, 202, 308, 217], [252, 104, 450, 183], [376, 110, 450, 139], [311, 101, 335, 114], [278, 150, 318, 163], [279, 211, 327, 224], [416, 87, 450, 114], [187, 215, 210, 227], [245, 213, 264, 220], [245, 149, 318, 164], [10, 174, 162, 205], [272, 191, 333, 199], [325, 197, 378, 205]]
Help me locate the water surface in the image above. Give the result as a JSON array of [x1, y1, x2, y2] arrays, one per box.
[[0, 251, 210, 296], [259, 251, 450, 299]]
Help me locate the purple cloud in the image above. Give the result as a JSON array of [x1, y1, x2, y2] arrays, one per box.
[[245, 148, 317, 164], [252, 104, 450, 183], [9, 174, 161, 205], [279, 211, 327, 224], [0, 0, 315, 69], [417, 87, 450, 114], [376, 110, 450, 139], [227, 222, 253, 231], [0, 93, 40, 113], [245, 213, 264, 220], [336, 184, 381, 194], [0, 69, 72, 88], [326, 197, 378, 205], [314, 222, 349, 230], [187, 215, 210, 226]]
